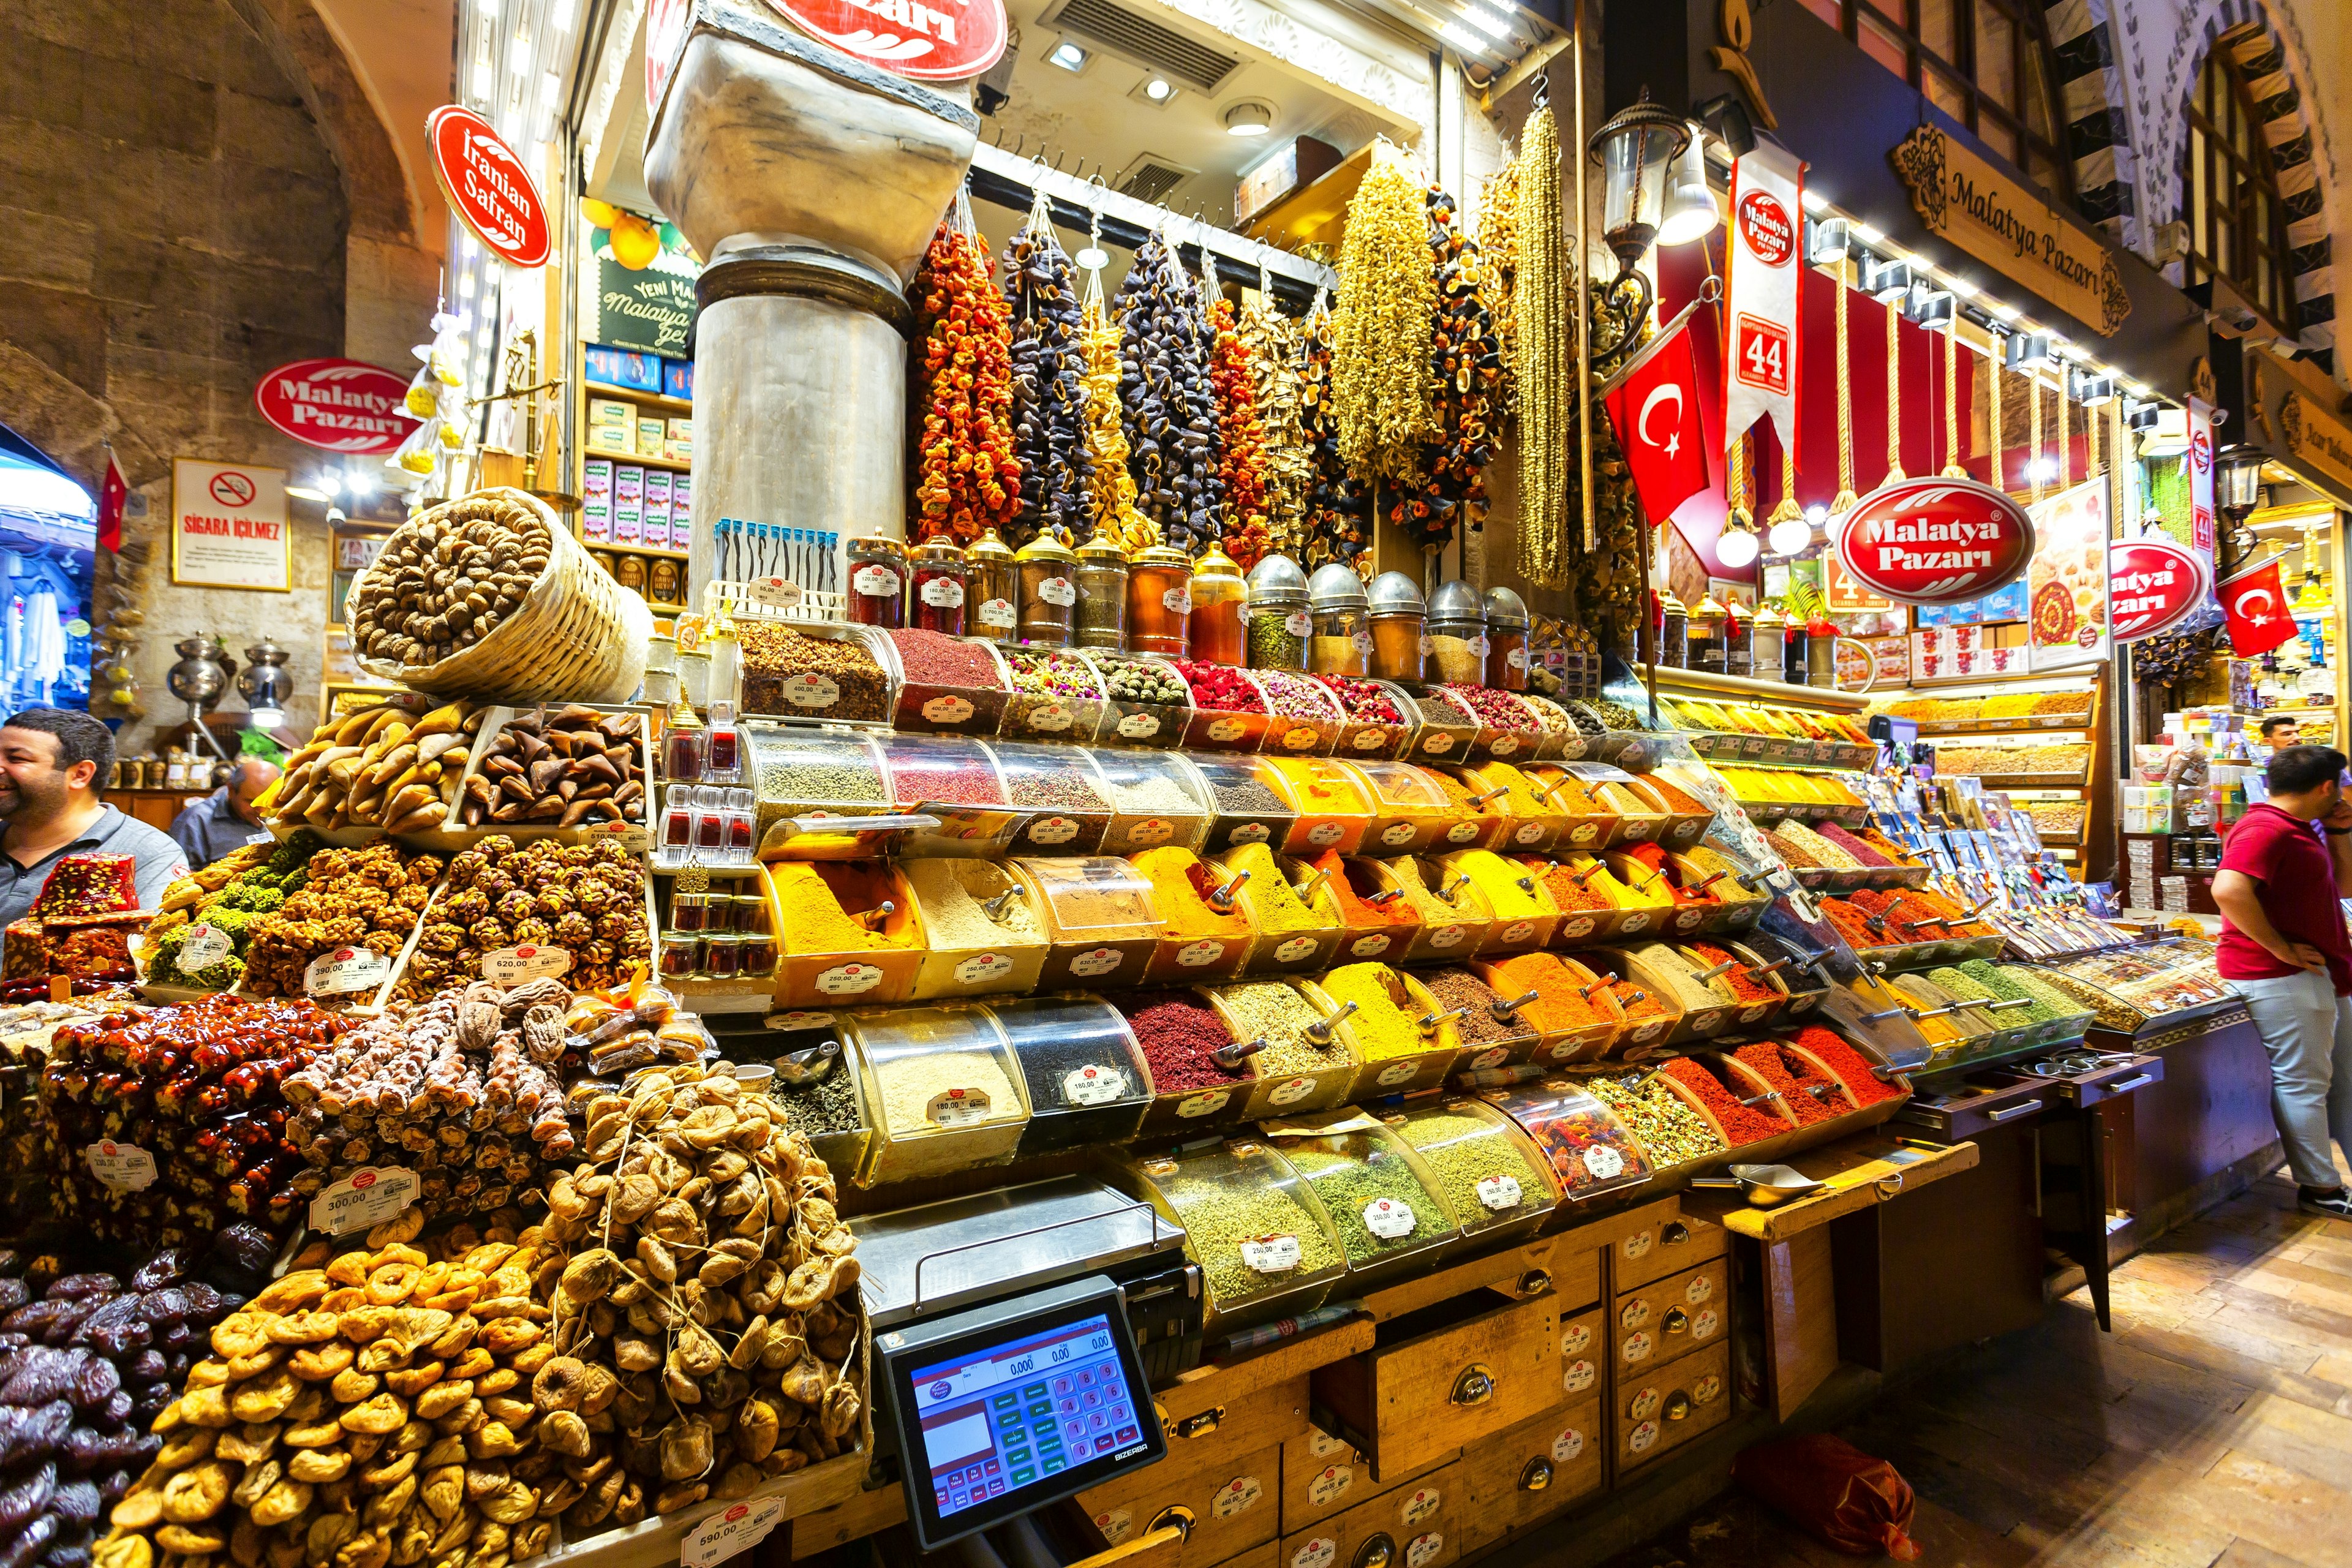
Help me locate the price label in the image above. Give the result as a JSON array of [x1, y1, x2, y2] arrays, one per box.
[[1027, 816, 1080, 846], [1621, 912, 1654, 935], [683, 1499, 788, 1568], [1491, 736, 1520, 757], [1025, 702, 1075, 732], [1240, 1234, 1301, 1273], [921, 695, 976, 725], [1351, 631, 1373, 655], [1692, 1306, 1720, 1340], [1469, 1047, 1509, 1071], [1352, 728, 1387, 752], [1498, 920, 1535, 944], [1583, 1145, 1626, 1180], [177, 924, 232, 973], [1629, 1420, 1659, 1453], [1069, 948, 1125, 978], [593, 820, 653, 851], [1093, 1509, 1133, 1546], [1116, 712, 1160, 739], [1623, 1330, 1654, 1363], [1362, 1198, 1416, 1238], [1621, 1300, 1651, 1329], [1305, 823, 1345, 848], [1267, 1075, 1316, 1106], [1174, 939, 1226, 968], [1623, 1231, 1654, 1259], [1291, 1538, 1337, 1568], [953, 953, 1017, 985], [1562, 1357, 1595, 1393], [1419, 636, 1437, 657], [1349, 935, 1392, 958], [1407, 1534, 1444, 1568], [1281, 726, 1318, 750], [1175, 1088, 1229, 1119], [919, 576, 967, 607], [1630, 1386, 1660, 1419], [816, 962, 885, 995], [1306, 1465, 1353, 1506], [1695, 1373, 1724, 1403], [1559, 916, 1596, 940], [85, 1141, 157, 1192], [781, 674, 841, 709], [1061, 1065, 1129, 1105], [1212, 1475, 1262, 1519], [1423, 733, 1455, 755], [1471, 1173, 1524, 1213], [1205, 717, 1248, 742], [747, 576, 802, 609], [305, 946, 388, 997], [1126, 819, 1175, 847], [765, 1010, 834, 1032], [1552, 1425, 1586, 1462], [979, 598, 1017, 628], [926, 1087, 993, 1126], [1563, 1321, 1592, 1353], [1427, 924, 1466, 949], [852, 564, 899, 598], [1468, 635, 1491, 658], [1163, 587, 1193, 614], [1376, 1060, 1420, 1087], [1228, 822, 1272, 845], [1446, 821, 1480, 844], [1308, 1432, 1351, 1460], [1569, 823, 1600, 845], [245, 831, 276, 846], [1037, 576, 1077, 606], [1380, 823, 1417, 846], [1273, 936, 1318, 964], [1686, 1273, 1714, 1304], [482, 944, 571, 984], [1284, 611, 1313, 638], [309, 1166, 420, 1235], [1401, 1487, 1441, 1526]]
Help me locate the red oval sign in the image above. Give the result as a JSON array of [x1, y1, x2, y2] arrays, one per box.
[[428, 105, 551, 268], [254, 359, 418, 455], [1737, 191, 1795, 266], [2109, 537, 2212, 642], [1833, 477, 2036, 604], [761, 0, 1008, 80]]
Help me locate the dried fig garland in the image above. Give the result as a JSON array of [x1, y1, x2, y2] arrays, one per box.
[[1209, 298, 1273, 571], [1080, 279, 1154, 552], [1116, 232, 1223, 552], [911, 213, 1021, 544], [1298, 301, 1372, 571], [1238, 295, 1310, 558], [347, 493, 552, 673], [1332, 150, 1436, 487], [1001, 197, 1092, 547], [1383, 186, 1501, 554]]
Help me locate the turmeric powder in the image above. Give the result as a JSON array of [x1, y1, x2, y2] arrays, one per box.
[[1131, 846, 1254, 941], [772, 862, 907, 954]]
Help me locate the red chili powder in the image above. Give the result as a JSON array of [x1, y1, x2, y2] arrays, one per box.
[[1660, 1058, 1786, 1144], [1784, 1025, 1905, 1106], [1732, 1042, 1845, 1125], [1683, 943, 1777, 1005]]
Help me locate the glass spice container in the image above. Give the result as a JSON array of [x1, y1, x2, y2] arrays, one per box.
[[967, 528, 1020, 646], [1306, 564, 1372, 677], [908, 536, 970, 636], [1749, 603, 1787, 685], [1187, 543, 1248, 665], [1483, 586, 1531, 691], [643, 633, 680, 707], [1126, 543, 1195, 657], [845, 535, 908, 628], [1687, 591, 1727, 676], [1427, 579, 1488, 685], [1072, 527, 1131, 650], [1782, 608, 1809, 684], [1807, 617, 1838, 687], [1656, 588, 1689, 669], [1016, 532, 1080, 647], [1366, 571, 1428, 684], [1244, 552, 1311, 673], [1722, 602, 1752, 679]]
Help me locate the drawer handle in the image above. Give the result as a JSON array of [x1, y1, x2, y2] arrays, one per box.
[[1662, 1221, 1690, 1245], [1354, 1534, 1396, 1568], [1452, 1363, 1495, 1406], [1662, 1308, 1689, 1335], [1173, 1407, 1223, 1439], [1517, 1267, 1552, 1297], [1147, 1506, 1195, 1542], [1986, 1101, 2041, 1122], [1519, 1457, 1554, 1492], [2106, 1073, 2155, 1092], [1664, 1390, 1692, 1422]]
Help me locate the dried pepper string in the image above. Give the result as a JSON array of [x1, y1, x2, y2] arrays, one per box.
[[1080, 263, 1154, 552], [1332, 145, 1437, 486], [1210, 295, 1274, 570], [1240, 287, 1310, 559], [910, 197, 1020, 542], [1298, 295, 1373, 570]]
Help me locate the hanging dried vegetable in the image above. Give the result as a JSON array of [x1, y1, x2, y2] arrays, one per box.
[[1116, 231, 1222, 552], [1383, 186, 1500, 554], [911, 198, 1020, 543], [1297, 299, 1373, 571], [1210, 296, 1273, 570], [1477, 160, 1521, 418], [1332, 149, 1436, 486], [1513, 107, 1570, 586], [1001, 193, 1091, 546], [1240, 294, 1310, 559], [1080, 271, 1155, 552]]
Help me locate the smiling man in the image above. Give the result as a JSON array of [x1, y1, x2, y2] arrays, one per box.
[[0, 710, 186, 943]]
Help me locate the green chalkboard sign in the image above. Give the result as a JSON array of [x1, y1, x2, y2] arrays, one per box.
[[582, 199, 699, 356]]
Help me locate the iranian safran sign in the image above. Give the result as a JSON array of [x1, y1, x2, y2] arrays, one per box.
[[1890, 124, 2129, 337]]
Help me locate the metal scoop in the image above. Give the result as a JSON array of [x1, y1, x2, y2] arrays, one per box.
[[1686, 1163, 1828, 1207]]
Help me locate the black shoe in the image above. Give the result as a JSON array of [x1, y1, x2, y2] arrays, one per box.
[[2297, 1186, 2352, 1219]]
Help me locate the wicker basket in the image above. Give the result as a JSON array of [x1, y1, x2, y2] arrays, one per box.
[[349, 488, 651, 703]]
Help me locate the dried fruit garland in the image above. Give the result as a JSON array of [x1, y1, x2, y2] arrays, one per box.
[[1002, 194, 1092, 546], [911, 214, 1020, 543], [1477, 161, 1521, 419], [1210, 298, 1273, 570], [1513, 105, 1572, 586], [1080, 276, 1155, 552], [1383, 186, 1501, 554], [1332, 149, 1437, 486], [1298, 300, 1373, 571], [1116, 231, 1223, 552], [1240, 295, 1310, 558]]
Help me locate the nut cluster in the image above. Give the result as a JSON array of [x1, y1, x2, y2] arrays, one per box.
[[348, 495, 551, 672], [1208, 300, 1272, 571], [1001, 207, 1092, 547], [271, 702, 483, 837], [1115, 233, 1223, 552], [404, 838, 648, 998], [241, 846, 442, 1001], [459, 707, 644, 831], [1332, 153, 1437, 487], [911, 221, 1021, 544]]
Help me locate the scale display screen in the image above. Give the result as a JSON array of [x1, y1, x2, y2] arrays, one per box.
[[910, 1311, 1142, 1519]]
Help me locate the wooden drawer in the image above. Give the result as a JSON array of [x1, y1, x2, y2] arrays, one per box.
[[1556, 1304, 1605, 1404], [1082, 1441, 1282, 1567], [1610, 1208, 1725, 1292], [1454, 1397, 1605, 1560], [1611, 1255, 1728, 1374], [1155, 1373, 1315, 1479], [1206, 1546, 1279, 1568], [1312, 1287, 1571, 1480], [1274, 1458, 1461, 1568], [1613, 1340, 1731, 1471], [1280, 1430, 1455, 1535]]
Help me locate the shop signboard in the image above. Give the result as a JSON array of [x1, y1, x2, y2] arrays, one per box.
[[171, 458, 289, 593], [2186, 398, 2218, 557], [2026, 478, 2108, 666], [1832, 477, 2035, 605], [2277, 393, 2352, 496], [252, 359, 417, 455], [2108, 537, 2211, 643], [759, 0, 1008, 80], [583, 201, 700, 358], [427, 105, 551, 269]]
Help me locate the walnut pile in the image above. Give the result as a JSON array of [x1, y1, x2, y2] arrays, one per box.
[[284, 980, 578, 1219], [241, 846, 443, 1000], [96, 1206, 573, 1568], [402, 838, 647, 998], [544, 1062, 863, 1526], [348, 492, 552, 673]]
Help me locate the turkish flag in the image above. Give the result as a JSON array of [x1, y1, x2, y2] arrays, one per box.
[[96, 445, 126, 554], [1602, 315, 1712, 527], [2220, 559, 2296, 657]]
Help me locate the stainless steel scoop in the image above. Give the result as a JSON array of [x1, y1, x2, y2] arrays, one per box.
[[1687, 1163, 1828, 1207]]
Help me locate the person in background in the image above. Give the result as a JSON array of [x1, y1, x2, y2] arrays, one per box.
[[170, 757, 282, 870], [2260, 715, 2302, 755], [2212, 744, 2352, 1218], [0, 709, 186, 930]]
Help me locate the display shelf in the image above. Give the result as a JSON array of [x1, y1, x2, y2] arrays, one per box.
[[585, 538, 692, 561], [1966, 772, 2094, 791], [584, 379, 692, 414], [587, 445, 691, 472]]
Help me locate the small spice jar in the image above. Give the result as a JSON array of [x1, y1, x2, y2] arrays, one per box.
[[1244, 552, 1311, 672], [1749, 603, 1787, 684], [1306, 564, 1372, 677], [648, 557, 682, 607], [701, 933, 744, 981], [1687, 591, 1728, 676], [669, 890, 710, 933], [643, 633, 680, 707], [1126, 544, 1194, 657], [1427, 579, 1488, 685], [1187, 544, 1248, 665], [1482, 586, 1531, 691], [1655, 588, 1689, 669], [966, 528, 1020, 646], [1807, 617, 1838, 687], [658, 938, 701, 981], [845, 535, 908, 628], [1366, 571, 1429, 683], [1072, 527, 1130, 650], [908, 536, 970, 636], [1015, 532, 1080, 647], [1782, 609, 1809, 684], [741, 930, 779, 977]]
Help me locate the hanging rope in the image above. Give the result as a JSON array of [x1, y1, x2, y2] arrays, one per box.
[[1988, 333, 2005, 492], [1728, 429, 1753, 532], [2057, 376, 2071, 492], [1832, 255, 1858, 517], [1883, 294, 1904, 486], [1942, 318, 1965, 478], [2029, 372, 2045, 503]]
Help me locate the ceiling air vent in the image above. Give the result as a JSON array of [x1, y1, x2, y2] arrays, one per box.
[[1042, 0, 1241, 91], [1115, 154, 1196, 204]]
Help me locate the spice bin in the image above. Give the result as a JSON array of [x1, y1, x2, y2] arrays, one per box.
[[1009, 855, 1164, 989], [1345, 760, 1458, 854], [1452, 762, 1566, 854], [1365, 571, 1429, 683], [1444, 686, 1548, 763], [1561, 763, 1669, 848], [736, 1015, 872, 1179], [1121, 989, 1258, 1135], [771, 859, 923, 1009], [1574, 1068, 1725, 1172], [1325, 855, 1425, 962], [1316, 961, 1459, 1101], [1675, 851, 1770, 934], [1262, 756, 1375, 856], [1216, 846, 1346, 973], [1261, 1111, 1459, 1293], [1676, 939, 1793, 1031], [1477, 952, 1626, 1066], [988, 741, 1115, 855], [744, 725, 894, 842], [1439, 848, 1564, 954], [1305, 564, 1373, 677], [1419, 965, 1545, 1072], [846, 1003, 1033, 1183], [1401, 684, 1481, 764], [1182, 753, 1298, 855], [1479, 1079, 1652, 1204], [1117, 1139, 1346, 1330], [1244, 554, 1312, 671], [993, 993, 1153, 1156], [907, 535, 970, 635], [1387, 1098, 1562, 1259], [1081, 650, 1193, 748], [876, 733, 1008, 812], [1598, 943, 1737, 1044], [1172, 662, 1278, 753], [1427, 579, 1488, 685], [1316, 675, 1420, 760], [1090, 748, 1214, 855], [1569, 949, 1684, 1055], [901, 858, 1049, 1000], [884, 628, 1011, 736], [739, 619, 900, 724], [1623, 773, 1714, 852], [1385, 856, 1498, 962], [1206, 978, 1360, 1117], [1733, 932, 1834, 1019], [1134, 846, 1253, 982], [1253, 668, 1348, 755], [999, 647, 1107, 742]]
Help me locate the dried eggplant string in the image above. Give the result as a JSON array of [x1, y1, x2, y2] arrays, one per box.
[[1240, 269, 1310, 558], [1002, 186, 1091, 545], [1116, 223, 1223, 552]]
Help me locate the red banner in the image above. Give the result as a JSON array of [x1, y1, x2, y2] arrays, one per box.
[[2109, 537, 2211, 642], [2219, 559, 2296, 657], [763, 0, 1008, 80]]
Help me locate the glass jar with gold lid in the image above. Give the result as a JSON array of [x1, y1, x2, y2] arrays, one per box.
[[1072, 527, 1130, 650], [966, 529, 1019, 646], [1126, 543, 1195, 657], [1015, 532, 1079, 647], [1187, 543, 1248, 665]]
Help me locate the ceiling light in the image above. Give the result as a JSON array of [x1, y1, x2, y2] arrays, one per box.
[[1945, 277, 1978, 298], [1864, 257, 1914, 303], [1716, 527, 1760, 569], [316, 474, 343, 498], [1771, 515, 1817, 556], [2028, 457, 2059, 483], [1145, 77, 1173, 101], [1807, 216, 1849, 264], [1439, 21, 1484, 51], [1852, 222, 1884, 245], [1461, 4, 1513, 39], [1049, 40, 1087, 70], [1223, 100, 1275, 136], [2004, 332, 2051, 371], [1800, 189, 1827, 214], [285, 486, 331, 503], [346, 469, 378, 498]]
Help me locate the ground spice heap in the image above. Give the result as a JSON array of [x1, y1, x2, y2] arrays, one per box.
[[1096, 759, 1200, 816], [1394, 1107, 1550, 1225], [1281, 1134, 1448, 1266], [1121, 992, 1251, 1094], [1956, 960, 2086, 1024], [740, 624, 892, 720], [1422, 967, 1530, 1047], [872, 1032, 1022, 1136], [1449, 848, 1553, 922], [888, 627, 1006, 688], [1223, 843, 1336, 933], [1216, 980, 1349, 1077], [1596, 857, 1674, 911], [773, 1059, 865, 1135], [1819, 895, 1889, 950], [1660, 1058, 1787, 1142], [1529, 856, 1612, 914], [1161, 1164, 1341, 1310], [1732, 1041, 1850, 1125], [1586, 1073, 1725, 1165], [773, 862, 911, 956], [1683, 942, 1780, 1005], [1769, 821, 1859, 870], [1616, 843, 1715, 905], [1485, 952, 1614, 1036], [1784, 1025, 1906, 1106], [1199, 763, 1287, 815], [1605, 974, 1668, 1022], [884, 747, 1003, 806], [1317, 962, 1433, 1061], [1681, 845, 1762, 900], [904, 859, 1043, 949], [1387, 854, 1490, 932], [1814, 822, 1895, 867], [1638, 774, 1710, 815], [1316, 853, 1420, 933], [1133, 846, 1253, 943], [1630, 943, 1740, 1009]]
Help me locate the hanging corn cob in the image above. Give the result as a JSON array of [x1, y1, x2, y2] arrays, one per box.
[[910, 189, 1020, 543]]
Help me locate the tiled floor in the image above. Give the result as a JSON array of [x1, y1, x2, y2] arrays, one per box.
[[1597, 1168, 2352, 1568]]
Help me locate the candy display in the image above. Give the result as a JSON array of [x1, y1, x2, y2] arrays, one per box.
[[141, 837, 315, 992], [265, 699, 485, 835], [457, 705, 646, 830], [399, 837, 647, 998], [235, 843, 439, 1000]]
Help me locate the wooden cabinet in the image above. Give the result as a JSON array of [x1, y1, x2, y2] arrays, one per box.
[[1273, 1457, 1461, 1568], [1276, 1431, 1449, 1535], [1079, 1441, 1283, 1567], [1453, 1398, 1605, 1559], [1311, 1287, 1573, 1481], [1612, 1340, 1731, 1471], [1155, 1373, 1317, 1474], [1609, 1209, 1726, 1293], [1612, 1256, 1729, 1373]]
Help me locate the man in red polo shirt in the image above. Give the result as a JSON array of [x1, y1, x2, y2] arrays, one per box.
[[2213, 745, 2352, 1218]]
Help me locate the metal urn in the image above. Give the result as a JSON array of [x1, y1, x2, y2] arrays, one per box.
[[165, 636, 229, 714], [236, 642, 295, 721]]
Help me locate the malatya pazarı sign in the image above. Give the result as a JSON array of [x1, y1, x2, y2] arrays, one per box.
[[1890, 124, 2130, 337]]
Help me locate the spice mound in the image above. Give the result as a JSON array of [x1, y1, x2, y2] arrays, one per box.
[[904, 860, 1042, 950], [1318, 852, 1420, 932], [1280, 1133, 1449, 1266], [1133, 847, 1252, 943], [1420, 967, 1530, 1047], [1122, 992, 1251, 1093], [1659, 1057, 1787, 1142], [1585, 1072, 1724, 1166], [773, 862, 911, 956], [1731, 1041, 1849, 1125], [1316, 674, 1404, 725], [888, 627, 1006, 688], [1317, 963, 1435, 1061], [1156, 1164, 1341, 1311], [1784, 1025, 1905, 1106], [1214, 981, 1349, 1077], [1393, 1107, 1550, 1224], [1485, 952, 1614, 1037], [1682, 942, 1781, 1006], [741, 624, 892, 720], [883, 745, 1003, 807], [1222, 843, 1335, 934]]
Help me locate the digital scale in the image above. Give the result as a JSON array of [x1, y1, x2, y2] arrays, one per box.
[[853, 1178, 1202, 1551]]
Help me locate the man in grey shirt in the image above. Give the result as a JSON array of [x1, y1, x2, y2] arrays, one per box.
[[0, 710, 187, 946], [170, 758, 281, 870]]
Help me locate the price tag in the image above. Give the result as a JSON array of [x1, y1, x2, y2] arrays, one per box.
[[1621, 911, 1654, 935], [1419, 635, 1436, 657], [816, 962, 885, 995], [1491, 736, 1520, 757], [1351, 631, 1373, 655], [1511, 820, 1547, 845], [781, 674, 840, 709], [1376, 1060, 1419, 1087], [979, 598, 1017, 628], [1062, 1065, 1129, 1104], [1558, 915, 1596, 940], [1092, 1509, 1133, 1546], [1551, 1425, 1586, 1462], [1468, 635, 1491, 658], [1212, 1475, 1262, 1518], [1174, 940, 1226, 968], [1228, 822, 1272, 845], [1291, 1538, 1337, 1568], [766, 1010, 834, 1031], [921, 695, 976, 725], [1621, 1300, 1651, 1329], [920, 576, 967, 607], [1266, 1075, 1316, 1106], [1475, 1173, 1523, 1212], [85, 1141, 157, 1192], [1349, 935, 1392, 958], [1116, 712, 1160, 739], [1427, 925, 1466, 949], [1407, 1534, 1443, 1568], [1162, 587, 1193, 614], [308, 1166, 421, 1235], [1498, 920, 1535, 944], [682, 1501, 788, 1568], [1306, 823, 1344, 846], [1446, 821, 1480, 844], [926, 1087, 993, 1126], [1622, 1330, 1654, 1363], [1206, 718, 1247, 742], [747, 576, 803, 609], [305, 946, 388, 997], [1469, 1047, 1509, 1071], [1686, 1273, 1714, 1303], [852, 564, 899, 598], [953, 953, 1017, 985], [1308, 1431, 1351, 1460], [1569, 823, 1600, 845], [1174, 1088, 1229, 1118], [177, 924, 232, 972], [1629, 1419, 1659, 1453], [1380, 823, 1417, 846], [1240, 1234, 1301, 1273], [593, 820, 653, 851], [1068, 948, 1124, 978], [482, 944, 571, 984], [1037, 576, 1077, 606], [1562, 1321, 1591, 1353], [244, 831, 276, 847], [1629, 1386, 1659, 1419], [1352, 728, 1387, 752], [1423, 733, 1455, 755], [1692, 1306, 1720, 1340], [1362, 1197, 1416, 1238], [1307, 1465, 1353, 1505], [1623, 1231, 1655, 1260], [1562, 1357, 1595, 1393], [1126, 819, 1175, 847], [1583, 1145, 1626, 1180], [1273, 936, 1318, 963], [1025, 702, 1075, 732], [1027, 816, 1080, 846], [1508, 647, 1529, 669], [1400, 1487, 1441, 1526], [1695, 1372, 1724, 1403], [1281, 727, 1318, 750]]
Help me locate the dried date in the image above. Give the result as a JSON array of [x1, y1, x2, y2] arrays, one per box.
[[0, 1401, 70, 1468], [43, 1276, 115, 1302], [127, 1251, 193, 1293]]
